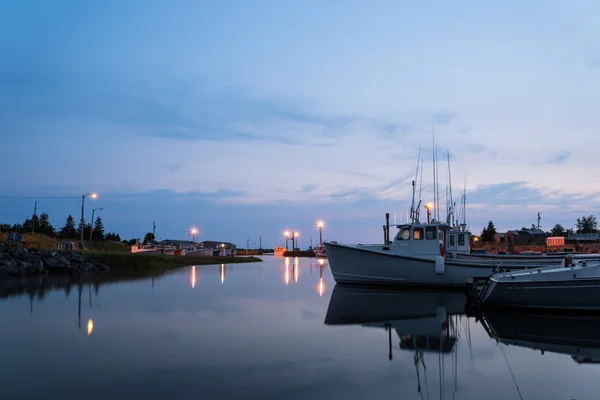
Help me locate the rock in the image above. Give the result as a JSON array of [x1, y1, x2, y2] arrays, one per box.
[[44, 257, 61, 269], [56, 255, 70, 266], [93, 262, 110, 271], [31, 258, 44, 273]]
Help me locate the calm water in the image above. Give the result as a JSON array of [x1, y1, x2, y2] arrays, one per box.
[[1, 256, 598, 399]]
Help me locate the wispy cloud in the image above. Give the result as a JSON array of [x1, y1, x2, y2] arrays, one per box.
[[162, 163, 184, 173], [587, 58, 600, 68], [548, 151, 571, 164]]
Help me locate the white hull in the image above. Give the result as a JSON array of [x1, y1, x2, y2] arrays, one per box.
[[324, 242, 548, 288]]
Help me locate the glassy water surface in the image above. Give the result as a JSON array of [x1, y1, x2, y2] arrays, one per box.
[[1, 256, 598, 399]]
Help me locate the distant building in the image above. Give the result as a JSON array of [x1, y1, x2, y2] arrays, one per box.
[[199, 241, 237, 250], [493, 232, 507, 244], [159, 239, 196, 248]]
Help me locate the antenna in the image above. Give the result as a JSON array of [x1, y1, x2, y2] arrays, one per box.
[[432, 124, 436, 221], [435, 143, 440, 222], [537, 212, 541, 230], [410, 148, 422, 223], [447, 150, 454, 226]]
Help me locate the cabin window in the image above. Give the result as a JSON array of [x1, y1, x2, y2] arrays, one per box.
[[458, 234, 466, 246], [449, 234, 455, 247], [396, 227, 410, 240], [425, 227, 437, 240], [413, 227, 424, 240]]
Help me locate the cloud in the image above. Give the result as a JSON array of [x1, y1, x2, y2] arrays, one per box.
[[162, 163, 184, 173], [548, 151, 571, 164], [587, 58, 600, 68]]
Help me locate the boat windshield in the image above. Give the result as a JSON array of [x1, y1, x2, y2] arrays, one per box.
[[396, 227, 410, 240]]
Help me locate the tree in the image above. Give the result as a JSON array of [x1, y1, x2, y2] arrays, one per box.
[[59, 215, 78, 238], [105, 232, 121, 241], [38, 213, 55, 236], [126, 238, 138, 245], [576, 215, 598, 234], [480, 221, 497, 242], [143, 232, 156, 245], [93, 217, 105, 240], [0, 223, 11, 232], [550, 223, 566, 237], [530, 223, 537, 230]]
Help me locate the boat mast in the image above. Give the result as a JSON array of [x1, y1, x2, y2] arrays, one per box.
[[410, 148, 422, 223], [447, 150, 454, 226]]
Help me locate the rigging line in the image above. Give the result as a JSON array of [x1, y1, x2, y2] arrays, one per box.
[[499, 344, 524, 400], [421, 351, 430, 400]]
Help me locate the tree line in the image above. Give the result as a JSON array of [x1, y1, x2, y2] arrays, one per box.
[[479, 215, 599, 242], [0, 212, 122, 242]]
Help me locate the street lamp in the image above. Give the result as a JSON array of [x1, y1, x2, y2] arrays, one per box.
[[316, 219, 325, 247], [80, 192, 97, 249], [190, 227, 198, 242], [293, 231, 299, 250], [284, 230, 291, 250], [90, 207, 104, 241]]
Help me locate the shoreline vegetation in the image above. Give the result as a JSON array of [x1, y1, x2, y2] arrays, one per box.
[[0, 232, 262, 277]]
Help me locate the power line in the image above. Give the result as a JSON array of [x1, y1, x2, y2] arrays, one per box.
[[0, 196, 80, 199]]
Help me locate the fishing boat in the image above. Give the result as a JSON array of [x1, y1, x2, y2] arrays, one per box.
[[475, 259, 600, 310], [314, 245, 327, 258], [130, 240, 162, 255], [451, 251, 600, 265], [273, 246, 286, 257], [324, 147, 570, 288]]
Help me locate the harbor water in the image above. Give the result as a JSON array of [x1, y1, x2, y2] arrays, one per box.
[[0, 256, 598, 399]]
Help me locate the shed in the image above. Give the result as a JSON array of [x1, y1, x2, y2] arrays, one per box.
[[546, 237, 565, 247]]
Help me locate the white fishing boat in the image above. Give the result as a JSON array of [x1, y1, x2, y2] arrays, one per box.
[[130, 240, 162, 255], [314, 245, 327, 258], [324, 147, 568, 288], [476, 260, 600, 310]]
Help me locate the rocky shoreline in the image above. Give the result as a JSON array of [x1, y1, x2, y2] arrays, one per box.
[[0, 247, 110, 276]]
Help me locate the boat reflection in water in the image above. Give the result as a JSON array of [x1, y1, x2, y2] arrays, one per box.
[[324, 285, 471, 394], [480, 310, 600, 364]]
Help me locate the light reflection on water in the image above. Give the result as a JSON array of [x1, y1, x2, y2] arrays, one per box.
[[0, 255, 599, 400]]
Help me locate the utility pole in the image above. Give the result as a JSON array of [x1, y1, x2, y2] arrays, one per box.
[[31, 201, 37, 235], [259, 237, 262, 250], [537, 212, 541, 230], [152, 221, 156, 236]]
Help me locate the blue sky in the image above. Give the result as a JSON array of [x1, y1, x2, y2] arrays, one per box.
[[2, 0, 600, 247]]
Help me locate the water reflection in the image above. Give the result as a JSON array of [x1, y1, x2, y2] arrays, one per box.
[[480, 310, 600, 364], [87, 318, 94, 335], [190, 265, 196, 288], [220, 263, 225, 284], [325, 285, 469, 397]]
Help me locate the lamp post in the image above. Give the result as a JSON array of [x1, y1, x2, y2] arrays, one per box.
[[80, 192, 97, 249], [316, 220, 325, 247], [284, 230, 290, 250], [293, 231, 299, 250], [90, 207, 103, 241], [190, 227, 198, 242]]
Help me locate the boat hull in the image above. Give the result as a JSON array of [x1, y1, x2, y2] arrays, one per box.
[[324, 242, 514, 288], [479, 278, 600, 310], [454, 252, 600, 264]]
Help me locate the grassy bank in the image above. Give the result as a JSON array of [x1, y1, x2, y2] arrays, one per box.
[[81, 251, 262, 271]]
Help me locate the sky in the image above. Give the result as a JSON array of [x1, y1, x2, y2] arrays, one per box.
[[1, 0, 600, 247]]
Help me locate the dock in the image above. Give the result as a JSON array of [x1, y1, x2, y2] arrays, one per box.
[[283, 250, 315, 257]]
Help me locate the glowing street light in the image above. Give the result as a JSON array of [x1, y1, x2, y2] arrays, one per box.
[[190, 227, 198, 242], [284, 230, 291, 250], [316, 219, 326, 247], [293, 231, 299, 250]]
